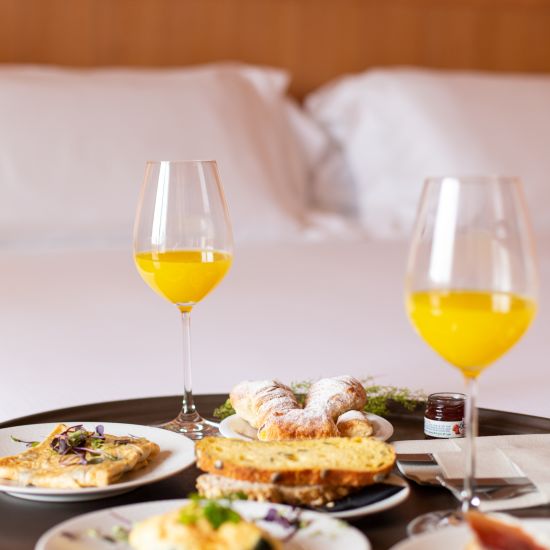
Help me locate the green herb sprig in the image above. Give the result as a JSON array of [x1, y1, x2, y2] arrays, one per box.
[[179, 495, 242, 530], [10, 436, 39, 448]]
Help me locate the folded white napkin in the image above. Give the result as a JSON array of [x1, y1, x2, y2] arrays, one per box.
[[394, 434, 550, 512]]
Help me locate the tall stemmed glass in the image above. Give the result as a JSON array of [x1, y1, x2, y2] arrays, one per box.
[[405, 176, 537, 533], [134, 160, 233, 439]]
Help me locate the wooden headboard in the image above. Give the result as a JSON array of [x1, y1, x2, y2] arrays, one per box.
[[1, 0, 550, 98]]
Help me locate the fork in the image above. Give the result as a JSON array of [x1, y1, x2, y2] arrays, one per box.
[[434, 474, 537, 501]]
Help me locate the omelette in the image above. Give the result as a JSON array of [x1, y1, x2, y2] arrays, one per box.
[[0, 423, 160, 488]]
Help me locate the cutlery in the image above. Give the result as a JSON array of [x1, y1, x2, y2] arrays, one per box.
[[404, 471, 537, 501], [396, 453, 534, 488], [404, 470, 535, 489], [396, 453, 437, 464], [481, 484, 538, 500], [435, 475, 537, 501]]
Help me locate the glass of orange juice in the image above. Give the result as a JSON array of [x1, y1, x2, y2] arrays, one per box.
[[405, 176, 538, 533], [134, 161, 233, 439]]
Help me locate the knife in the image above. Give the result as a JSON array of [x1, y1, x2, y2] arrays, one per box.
[[396, 452, 437, 463]]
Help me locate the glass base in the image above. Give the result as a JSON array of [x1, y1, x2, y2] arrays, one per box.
[[157, 411, 220, 440], [407, 509, 464, 536]]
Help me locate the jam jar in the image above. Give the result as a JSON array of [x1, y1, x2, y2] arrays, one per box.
[[424, 392, 465, 438]]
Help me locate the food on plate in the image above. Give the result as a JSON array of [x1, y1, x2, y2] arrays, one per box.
[[128, 498, 281, 550], [196, 474, 355, 507], [230, 376, 371, 441], [0, 423, 159, 488], [195, 436, 395, 506], [466, 511, 550, 550], [336, 410, 374, 437], [230, 380, 300, 430]]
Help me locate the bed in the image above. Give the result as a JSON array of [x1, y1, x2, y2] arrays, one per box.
[[1, 0, 550, 422]]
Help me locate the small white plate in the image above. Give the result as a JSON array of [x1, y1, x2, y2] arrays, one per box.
[[0, 422, 195, 502], [220, 413, 394, 442], [389, 519, 550, 549], [36, 498, 371, 550]]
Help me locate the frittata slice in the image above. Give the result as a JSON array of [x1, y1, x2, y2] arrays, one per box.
[[0, 423, 159, 488]]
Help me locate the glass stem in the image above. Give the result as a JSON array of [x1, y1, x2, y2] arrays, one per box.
[[180, 310, 196, 416], [461, 375, 479, 513]]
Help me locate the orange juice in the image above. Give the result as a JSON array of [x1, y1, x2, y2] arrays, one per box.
[[406, 290, 536, 378], [135, 250, 232, 312]]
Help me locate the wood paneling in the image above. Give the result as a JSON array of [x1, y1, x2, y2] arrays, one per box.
[[1, 0, 549, 98]]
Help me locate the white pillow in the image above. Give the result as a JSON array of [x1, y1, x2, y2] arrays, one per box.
[[306, 68, 550, 239], [0, 64, 325, 248]]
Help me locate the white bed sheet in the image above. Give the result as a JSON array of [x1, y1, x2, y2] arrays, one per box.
[[1, 237, 548, 423]]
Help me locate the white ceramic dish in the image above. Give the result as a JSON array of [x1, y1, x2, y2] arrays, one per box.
[[220, 413, 394, 442], [389, 519, 550, 549], [36, 498, 371, 550], [0, 422, 195, 502]]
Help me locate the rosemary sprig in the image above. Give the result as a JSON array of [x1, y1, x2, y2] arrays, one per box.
[[213, 377, 426, 420]]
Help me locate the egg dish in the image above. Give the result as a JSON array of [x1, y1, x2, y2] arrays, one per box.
[[0, 423, 159, 488], [129, 498, 281, 550]]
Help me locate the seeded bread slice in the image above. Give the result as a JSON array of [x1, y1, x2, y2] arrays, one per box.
[[195, 436, 395, 487], [196, 473, 357, 506]]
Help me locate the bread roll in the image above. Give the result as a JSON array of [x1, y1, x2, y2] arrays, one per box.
[[258, 409, 338, 441], [305, 376, 367, 419], [337, 410, 374, 437], [258, 376, 367, 440], [230, 380, 299, 429]]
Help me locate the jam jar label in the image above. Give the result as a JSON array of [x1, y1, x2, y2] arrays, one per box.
[[424, 417, 465, 438]]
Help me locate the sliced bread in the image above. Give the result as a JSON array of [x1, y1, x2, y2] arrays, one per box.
[[196, 473, 356, 506], [195, 436, 395, 487]]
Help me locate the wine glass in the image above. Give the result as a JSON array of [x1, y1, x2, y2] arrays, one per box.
[[134, 160, 233, 439], [405, 176, 538, 533]]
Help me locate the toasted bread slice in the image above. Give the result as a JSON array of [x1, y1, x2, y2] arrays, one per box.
[[195, 436, 395, 487], [196, 473, 357, 506]]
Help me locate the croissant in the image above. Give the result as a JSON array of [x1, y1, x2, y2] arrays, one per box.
[[230, 380, 300, 429], [258, 376, 367, 441]]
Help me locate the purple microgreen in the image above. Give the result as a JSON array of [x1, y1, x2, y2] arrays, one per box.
[[61, 531, 79, 541], [73, 446, 102, 454], [60, 424, 84, 436], [60, 454, 87, 466], [10, 435, 40, 448], [264, 508, 293, 529], [43, 424, 125, 466], [262, 508, 311, 542]]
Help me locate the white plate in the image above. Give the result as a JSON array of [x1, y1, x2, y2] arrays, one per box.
[[220, 413, 394, 442], [389, 519, 550, 549], [0, 422, 195, 502], [36, 498, 371, 550], [328, 473, 409, 519]]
